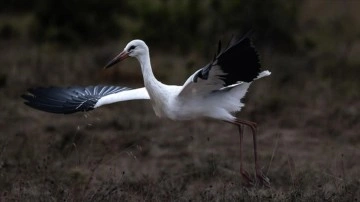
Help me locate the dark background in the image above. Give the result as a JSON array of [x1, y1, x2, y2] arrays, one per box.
[[0, 0, 359, 201]]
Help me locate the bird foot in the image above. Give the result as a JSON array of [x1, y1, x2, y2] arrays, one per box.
[[241, 170, 254, 186], [256, 170, 270, 188]]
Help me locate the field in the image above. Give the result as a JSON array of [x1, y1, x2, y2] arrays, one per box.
[[1, 1, 360, 201]]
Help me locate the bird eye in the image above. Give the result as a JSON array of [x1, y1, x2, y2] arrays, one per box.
[[128, 45, 136, 52]]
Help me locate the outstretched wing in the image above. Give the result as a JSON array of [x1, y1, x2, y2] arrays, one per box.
[[178, 34, 262, 98], [22, 85, 149, 114]]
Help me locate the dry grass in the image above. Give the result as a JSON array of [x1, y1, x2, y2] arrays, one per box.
[[0, 40, 359, 201], [1, 1, 360, 200]]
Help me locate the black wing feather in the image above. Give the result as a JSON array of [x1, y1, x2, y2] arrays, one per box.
[[22, 85, 130, 114], [193, 33, 261, 85]]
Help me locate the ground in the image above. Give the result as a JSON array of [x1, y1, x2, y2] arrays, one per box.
[[0, 36, 359, 201], [1, 2, 360, 200]]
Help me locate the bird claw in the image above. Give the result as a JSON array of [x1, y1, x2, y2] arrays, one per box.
[[241, 170, 254, 186], [241, 170, 270, 188], [256, 171, 271, 188]]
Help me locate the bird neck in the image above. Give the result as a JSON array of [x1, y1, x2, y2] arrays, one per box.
[[136, 52, 161, 91]]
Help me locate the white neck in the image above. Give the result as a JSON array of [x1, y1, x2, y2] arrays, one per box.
[[135, 49, 170, 118], [136, 52, 162, 93]]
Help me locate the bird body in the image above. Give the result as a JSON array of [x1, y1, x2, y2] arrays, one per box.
[[93, 72, 270, 121]]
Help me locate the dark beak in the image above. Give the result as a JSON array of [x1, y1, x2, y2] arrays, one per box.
[[104, 50, 130, 69]]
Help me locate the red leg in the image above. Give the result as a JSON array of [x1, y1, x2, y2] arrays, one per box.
[[238, 124, 254, 186], [233, 119, 270, 187]]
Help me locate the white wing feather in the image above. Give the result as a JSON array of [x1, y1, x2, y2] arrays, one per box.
[[95, 87, 150, 108]]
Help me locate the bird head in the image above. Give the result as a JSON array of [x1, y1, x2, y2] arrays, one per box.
[[104, 40, 148, 69]]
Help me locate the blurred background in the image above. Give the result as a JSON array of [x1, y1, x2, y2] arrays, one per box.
[[0, 0, 359, 201]]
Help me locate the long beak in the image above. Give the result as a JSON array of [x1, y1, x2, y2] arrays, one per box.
[[104, 50, 129, 69]]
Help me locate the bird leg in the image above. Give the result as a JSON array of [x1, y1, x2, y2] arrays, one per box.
[[238, 124, 254, 186], [233, 119, 270, 187]]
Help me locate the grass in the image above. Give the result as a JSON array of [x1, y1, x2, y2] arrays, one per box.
[[1, 43, 360, 201], [1, 1, 360, 200], [1, 51, 359, 200], [0, 39, 359, 200], [1, 145, 359, 201]]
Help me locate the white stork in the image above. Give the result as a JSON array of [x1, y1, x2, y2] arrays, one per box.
[[23, 34, 271, 186]]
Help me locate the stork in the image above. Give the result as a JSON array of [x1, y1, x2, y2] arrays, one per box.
[[23, 34, 271, 186]]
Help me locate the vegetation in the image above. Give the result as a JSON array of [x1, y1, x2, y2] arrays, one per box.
[[0, 0, 359, 201], [0, 0, 298, 49]]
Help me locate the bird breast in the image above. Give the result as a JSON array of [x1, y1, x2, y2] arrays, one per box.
[[151, 99, 165, 118]]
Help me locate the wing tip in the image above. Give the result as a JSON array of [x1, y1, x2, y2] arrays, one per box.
[[21, 85, 132, 114]]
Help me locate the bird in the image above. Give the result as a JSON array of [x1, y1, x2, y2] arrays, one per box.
[[22, 34, 271, 186]]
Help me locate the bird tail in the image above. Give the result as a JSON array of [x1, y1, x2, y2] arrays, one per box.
[[255, 70, 271, 80]]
